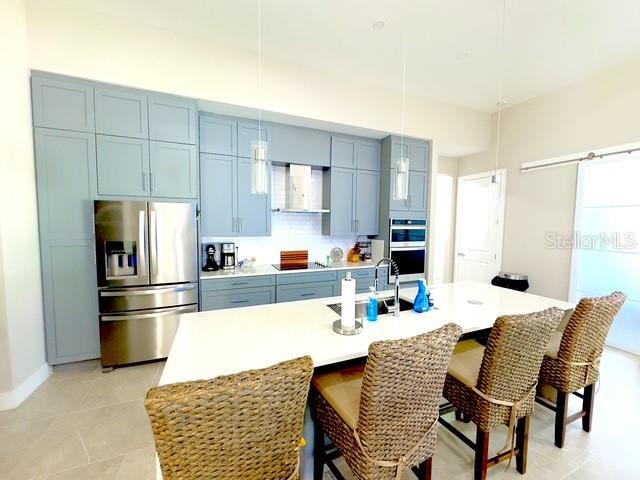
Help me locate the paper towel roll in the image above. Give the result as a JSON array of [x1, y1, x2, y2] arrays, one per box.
[[341, 273, 356, 329]]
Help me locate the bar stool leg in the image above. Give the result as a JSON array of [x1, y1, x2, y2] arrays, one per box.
[[419, 456, 433, 480], [582, 384, 595, 432], [515, 415, 530, 474], [474, 427, 490, 480], [313, 417, 325, 480], [555, 391, 568, 448]]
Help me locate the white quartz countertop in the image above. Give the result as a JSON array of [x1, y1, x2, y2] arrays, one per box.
[[200, 260, 385, 279], [160, 281, 574, 386]]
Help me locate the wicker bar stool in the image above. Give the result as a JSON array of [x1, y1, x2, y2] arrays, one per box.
[[440, 308, 564, 480], [311, 323, 462, 480], [145, 356, 313, 480], [536, 291, 626, 448]]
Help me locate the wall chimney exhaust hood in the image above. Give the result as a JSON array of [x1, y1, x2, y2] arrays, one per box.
[[271, 164, 330, 213]]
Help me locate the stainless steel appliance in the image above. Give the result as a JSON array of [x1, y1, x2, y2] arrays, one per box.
[[94, 201, 198, 368], [388, 219, 427, 283], [221, 242, 236, 270]]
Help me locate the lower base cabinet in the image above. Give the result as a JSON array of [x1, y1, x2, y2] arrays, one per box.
[[201, 286, 276, 311], [276, 282, 336, 303]]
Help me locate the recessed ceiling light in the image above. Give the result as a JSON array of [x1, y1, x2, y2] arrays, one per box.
[[456, 52, 470, 61], [372, 20, 385, 31]]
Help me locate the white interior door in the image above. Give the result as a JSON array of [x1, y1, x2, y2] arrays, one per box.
[[454, 170, 505, 283], [570, 154, 640, 355]]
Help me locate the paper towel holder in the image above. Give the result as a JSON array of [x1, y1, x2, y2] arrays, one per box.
[[333, 319, 363, 335]]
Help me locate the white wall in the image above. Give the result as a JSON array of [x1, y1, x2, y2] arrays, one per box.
[[458, 56, 640, 300], [0, 0, 47, 401], [433, 156, 458, 283], [24, 0, 490, 158]]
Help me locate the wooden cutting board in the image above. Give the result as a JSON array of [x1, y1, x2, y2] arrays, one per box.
[[280, 250, 308, 270]]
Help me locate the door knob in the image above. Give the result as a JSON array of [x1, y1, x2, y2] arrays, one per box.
[[458, 252, 465, 257]]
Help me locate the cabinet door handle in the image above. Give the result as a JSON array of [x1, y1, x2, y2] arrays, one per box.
[[300, 292, 315, 297], [149, 173, 154, 193], [231, 299, 250, 305], [239, 217, 242, 233], [142, 172, 147, 191]]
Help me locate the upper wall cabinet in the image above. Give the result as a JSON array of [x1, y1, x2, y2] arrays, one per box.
[[389, 136, 429, 172], [200, 114, 237, 155], [95, 86, 149, 139], [31, 74, 95, 133], [269, 124, 330, 167], [331, 136, 357, 169], [96, 135, 150, 197], [331, 136, 381, 170], [148, 94, 197, 144], [149, 141, 198, 198], [238, 120, 270, 159]]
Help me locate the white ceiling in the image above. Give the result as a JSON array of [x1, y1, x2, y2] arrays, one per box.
[[60, 0, 640, 112]]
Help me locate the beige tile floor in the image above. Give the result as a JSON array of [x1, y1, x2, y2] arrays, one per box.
[[0, 346, 637, 480]]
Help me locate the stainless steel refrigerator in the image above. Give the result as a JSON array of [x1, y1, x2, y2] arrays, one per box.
[[94, 201, 198, 368]]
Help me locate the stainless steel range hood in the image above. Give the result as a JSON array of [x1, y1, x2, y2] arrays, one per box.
[[271, 164, 329, 213]]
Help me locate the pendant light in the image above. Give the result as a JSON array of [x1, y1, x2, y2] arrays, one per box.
[[393, 33, 410, 201], [251, 0, 269, 195]]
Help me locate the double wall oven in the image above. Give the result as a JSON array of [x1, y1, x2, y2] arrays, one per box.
[[94, 201, 198, 368], [388, 219, 427, 283]]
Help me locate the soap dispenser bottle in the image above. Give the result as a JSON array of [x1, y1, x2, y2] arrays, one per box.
[[367, 286, 378, 321]]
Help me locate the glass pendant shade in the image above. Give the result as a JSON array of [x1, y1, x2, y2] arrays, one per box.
[[393, 157, 410, 200], [251, 139, 269, 194]]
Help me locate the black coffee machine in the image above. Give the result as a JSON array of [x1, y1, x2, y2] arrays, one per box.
[[202, 244, 220, 272]]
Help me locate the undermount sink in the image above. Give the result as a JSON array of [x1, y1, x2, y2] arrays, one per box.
[[326, 297, 414, 318]]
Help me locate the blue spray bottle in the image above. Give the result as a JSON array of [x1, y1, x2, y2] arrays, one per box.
[[413, 279, 432, 313]]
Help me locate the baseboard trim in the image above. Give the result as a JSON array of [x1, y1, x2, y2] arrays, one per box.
[[0, 363, 51, 411]]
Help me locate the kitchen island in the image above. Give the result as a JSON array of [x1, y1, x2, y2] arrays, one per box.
[[158, 281, 573, 479]]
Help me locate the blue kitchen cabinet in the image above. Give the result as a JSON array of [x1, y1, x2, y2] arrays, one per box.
[[237, 120, 270, 159], [322, 167, 356, 236], [149, 141, 198, 199], [276, 271, 338, 285], [200, 276, 276, 311], [331, 136, 381, 171], [200, 153, 237, 237], [269, 124, 330, 167], [276, 282, 336, 303], [96, 135, 150, 197], [236, 157, 271, 236], [148, 94, 197, 144], [408, 170, 429, 213], [355, 170, 380, 235], [336, 268, 375, 294], [95, 86, 149, 139], [31, 73, 95, 133], [390, 136, 429, 172], [357, 140, 381, 171], [34, 128, 100, 364], [199, 113, 237, 155], [331, 136, 357, 169], [201, 287, 276, 311]]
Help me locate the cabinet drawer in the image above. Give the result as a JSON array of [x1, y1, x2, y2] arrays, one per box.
[[201, 275, 275, 292], [337, 268, 375, 281], [201, 287, 275, 311], [276, 270, 338, 285], [276, 282, 335, 303]]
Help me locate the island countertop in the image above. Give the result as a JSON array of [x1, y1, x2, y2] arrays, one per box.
[[160, 281, 574, 386]]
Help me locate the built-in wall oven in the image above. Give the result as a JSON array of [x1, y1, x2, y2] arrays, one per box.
[[389, 219, 427, 283]]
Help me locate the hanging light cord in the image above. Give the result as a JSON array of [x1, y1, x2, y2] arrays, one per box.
[[257, 0, 262, 141], [494, 0, 507, 178], [400, 33, 407, 154]]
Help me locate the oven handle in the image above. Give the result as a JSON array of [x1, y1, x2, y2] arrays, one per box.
[[389, 244, 427, 250], [390, 225, 426, 230]]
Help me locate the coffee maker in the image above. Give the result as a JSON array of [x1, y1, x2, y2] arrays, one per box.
[[202, 244, 220, 272], [221, 242, 236, 270]]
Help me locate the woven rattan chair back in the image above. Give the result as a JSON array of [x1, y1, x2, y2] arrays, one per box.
[[476, 308, 564, 409], [145, 356, 313, 480], [557, 291, 626, 365], [356, 323, 462, 465]]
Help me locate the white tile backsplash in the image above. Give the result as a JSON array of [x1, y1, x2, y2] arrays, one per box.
[[203, 166, 358, 264]]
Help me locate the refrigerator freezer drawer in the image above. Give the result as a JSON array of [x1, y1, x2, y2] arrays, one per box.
[[99, 304, 196, 367], [99, 283, 197, 313]]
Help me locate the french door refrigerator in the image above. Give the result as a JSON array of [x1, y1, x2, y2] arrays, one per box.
[[94, 201, 198, 368]]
